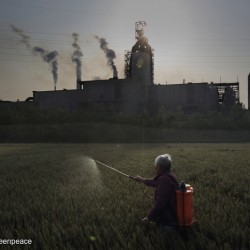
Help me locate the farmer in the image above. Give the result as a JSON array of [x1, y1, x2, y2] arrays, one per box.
[[133, 154, 178, 233]]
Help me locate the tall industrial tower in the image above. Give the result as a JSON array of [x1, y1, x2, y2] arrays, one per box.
[[248, 73, 250, 109], [125, 21, 154, 85]]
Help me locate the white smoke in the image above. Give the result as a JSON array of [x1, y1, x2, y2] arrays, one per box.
[[95, 35, 118, 78], [71, 33, 83, 81], [10, 24, 59, 86]]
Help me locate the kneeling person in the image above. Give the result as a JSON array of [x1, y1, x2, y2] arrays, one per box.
[[134, 154, 178, 232]]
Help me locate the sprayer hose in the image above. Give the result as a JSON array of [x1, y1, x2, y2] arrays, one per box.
[[139, 185, 154, 199]]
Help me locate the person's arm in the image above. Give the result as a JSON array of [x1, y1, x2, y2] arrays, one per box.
[[142, 178, 157, 187], [147, 177, 170, 221], [132, 176, 156, 187]]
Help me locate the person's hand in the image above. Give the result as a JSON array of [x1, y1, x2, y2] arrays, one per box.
[[141, 217, 150, 225], [132, 175, 144, 183]]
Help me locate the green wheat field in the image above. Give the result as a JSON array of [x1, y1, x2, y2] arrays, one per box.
[[0, 143, 249, 249]]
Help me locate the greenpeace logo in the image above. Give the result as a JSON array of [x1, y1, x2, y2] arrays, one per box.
[[0, 239, 32, 245]]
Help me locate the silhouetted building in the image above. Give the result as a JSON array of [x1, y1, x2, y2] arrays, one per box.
[[33, 79, 240, 114], [32, 21, 240, 114]]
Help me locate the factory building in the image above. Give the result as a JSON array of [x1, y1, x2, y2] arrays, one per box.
[[33, 79, 239, 114], [33, 21, 240, 114]]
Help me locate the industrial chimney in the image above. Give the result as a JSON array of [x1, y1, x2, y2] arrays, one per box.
[[71, 33, 83, 90], [248, 73, 250, 110], [76, 79, 81, 90]]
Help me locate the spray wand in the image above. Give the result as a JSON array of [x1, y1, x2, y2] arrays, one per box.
[[95, 160, 135, 180], [95, 160, 153, 198]]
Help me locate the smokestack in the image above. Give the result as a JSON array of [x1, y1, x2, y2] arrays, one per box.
[[248, 73, 250, 110], [95, 35, 118, 78], [33, 47, 59, 89], [71, 33, 83, 89]]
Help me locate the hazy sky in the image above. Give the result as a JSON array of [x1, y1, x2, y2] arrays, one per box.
[[0, 0, 250, 107]]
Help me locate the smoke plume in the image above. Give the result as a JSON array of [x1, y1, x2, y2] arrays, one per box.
[[10, 24, 59, 87], [95, 35, 118, 78], [33, 47, 59, 84], [10, 24, 31, 49], [71, 33, 83, 81]]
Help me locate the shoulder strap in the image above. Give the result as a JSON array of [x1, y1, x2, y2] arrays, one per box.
[[165, 173, 179, 224], [166, 173, 178, 187]]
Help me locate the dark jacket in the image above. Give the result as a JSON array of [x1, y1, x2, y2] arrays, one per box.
[[143, 171, 178, 226]]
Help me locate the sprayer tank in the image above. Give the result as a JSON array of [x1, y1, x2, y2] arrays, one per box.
[[176, 184, 194, 227]]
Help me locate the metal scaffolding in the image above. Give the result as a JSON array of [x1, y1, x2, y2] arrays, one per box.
[[213, 82, 239, 104], [135, 21, 147, 40]]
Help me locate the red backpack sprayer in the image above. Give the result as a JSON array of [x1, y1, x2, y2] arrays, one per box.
[[95, 160, 194, 228]]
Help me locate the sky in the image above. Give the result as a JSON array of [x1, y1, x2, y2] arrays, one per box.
[[0, 0, 250, 107]]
